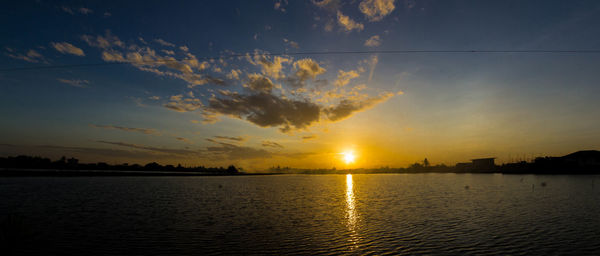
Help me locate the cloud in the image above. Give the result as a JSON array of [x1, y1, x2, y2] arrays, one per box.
[[161, 49, 175, 55], [176, 137, 191, 143], [274, 151, 319, 159], [63, 7, 93, 15], [90, 124, 160, 135], [214, 136, 247, 142], [247, 52, 291, 79], [244, 73, 276, 93], [367, 54, 379, 83], [205, 139, 273, 160], [337, 11, 364, 32], [324, 20, 335, 31], [5, 48, 45, 63], [51, 42, 85, 56], [302, 135, 317, 140], [312, 0, 341, 10], [274, 0, 288, 12], [154, 38, 175, 47], [364, 35, 382, 47], [58, 78, 89, 88], [81, 30, 124, 49], [96, 141, 196, 155], [61, 6, 74, 14], [283, 38, 300, 49], [334, 70, 360, 87], [206, 144, 272, 160], [0, 143, 163, 161], [205, 92, 321, 132], [78, 7, 93, 14], [86, 34, 225, 87], [286, 58, 326, 88], [262, 140, 284, 148], [359, 0, 395, 22], [226, 69, 242, 80], [324, 92, 394, 121], [164, 53, 394, 132], [101, 50, 125, 62], [76, 31, 397, 134], [164, 94, 204, 112]]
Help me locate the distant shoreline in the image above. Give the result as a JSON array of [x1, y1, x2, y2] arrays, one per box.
[[0, 168, 280, 177], [2, 168, 600, 177]]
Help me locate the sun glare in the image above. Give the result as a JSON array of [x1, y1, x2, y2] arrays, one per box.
[[342, 151, 356, 164]]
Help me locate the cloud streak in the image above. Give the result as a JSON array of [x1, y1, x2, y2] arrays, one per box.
[[58, 78, 89, 88], [359, 0, 395, 21], [51, 42, 85, 56], [337, 11, 364, 32], [90, 124, 160, 135], [5, 48, 45, 63], [364, 35, 382, 47], [262, 140, 284, 148], [96, 141, 195, 155], [214, 136, 247, 142]]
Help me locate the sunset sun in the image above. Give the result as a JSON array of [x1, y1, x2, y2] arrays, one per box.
[[342, 151, 356, 164]]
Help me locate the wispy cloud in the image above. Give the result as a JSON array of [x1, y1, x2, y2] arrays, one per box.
[[5, 48, 45, 63], [90, 124, 160, 135], [283, 38, 300, 49], [214, 136, 247, 142], [337, 11, 364, 32], [0, 143, 163, 160], [85, 33, 225, 87], [359, 0, 395, 22], [324, 92, 395, 121], [364, 35, 382, 47], [58, 78, 89, 88], [96, 141, 196, 155], [164, 94, 204, 112], [302, 135, 317, 141], [51, 42, 85, 56], [61, 6, 94, 15], [262, 140, 284, 148], [78, 7, 93, 14], [81, 30, 124, 49], [205, 138, 273, 160], [334, 69, 360, 87], [154, 38, 175, 47], [274, 0, 288, 12], [176, 137, 191, 143], [312, 0, 341, 11]]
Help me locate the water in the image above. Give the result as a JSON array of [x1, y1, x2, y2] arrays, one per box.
[[1, 174, 599, 255]]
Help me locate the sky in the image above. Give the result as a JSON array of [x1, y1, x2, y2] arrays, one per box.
[[1, 0, 600, 170]]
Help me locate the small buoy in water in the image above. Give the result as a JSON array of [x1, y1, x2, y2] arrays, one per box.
[[218, 184, 223, 188], [541, 182, 546, 187], [464, 185, 470, 190]]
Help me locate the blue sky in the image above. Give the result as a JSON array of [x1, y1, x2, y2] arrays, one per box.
[[2, 0, 600, 169]]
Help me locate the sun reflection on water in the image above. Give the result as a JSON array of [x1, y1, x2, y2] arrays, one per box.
[[346, 174, 359, 248]]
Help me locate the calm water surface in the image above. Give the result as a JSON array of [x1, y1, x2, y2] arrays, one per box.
[[1, 174, 599, 255]]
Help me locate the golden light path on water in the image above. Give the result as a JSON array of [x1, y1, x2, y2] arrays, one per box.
[[346, 174, 359, 248]]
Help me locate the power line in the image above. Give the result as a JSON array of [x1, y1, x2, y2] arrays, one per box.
[[2, 49, 600, 72]]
